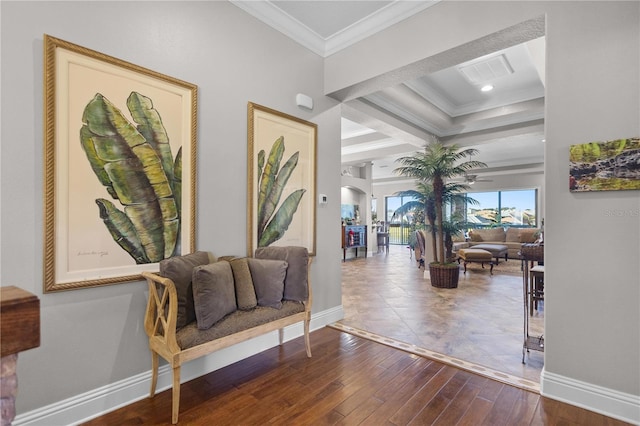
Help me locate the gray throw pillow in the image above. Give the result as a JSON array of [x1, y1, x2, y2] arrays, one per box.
[[192, 261, 237, 330], [228, 258, 258, 310], [254, 246, 308, 302], [247, 258, 288, 309], [159, 251, 211, 329]]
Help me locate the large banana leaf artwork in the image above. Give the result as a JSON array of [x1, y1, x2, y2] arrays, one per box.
[[257, 136, 305, 247], [80, 91, 181, 264]]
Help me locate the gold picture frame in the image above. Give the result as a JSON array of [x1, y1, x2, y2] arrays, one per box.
[[247, 102, 317, 256], [43, 34, 197, 292]]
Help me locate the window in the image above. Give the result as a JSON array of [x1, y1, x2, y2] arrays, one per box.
[[466, 192, 499, 226], [466, 189, 537, 227], [500, 189, 537, 226], [385, 195, 419, 245]]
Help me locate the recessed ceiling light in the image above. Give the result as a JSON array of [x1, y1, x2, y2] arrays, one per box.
[[481, 84, 494, 92]]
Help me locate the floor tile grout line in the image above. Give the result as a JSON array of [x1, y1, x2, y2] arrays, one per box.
[[328, 322, 541, 394]]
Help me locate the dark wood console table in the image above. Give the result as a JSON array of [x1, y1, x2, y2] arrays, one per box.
[[1, 286, 41, 426]]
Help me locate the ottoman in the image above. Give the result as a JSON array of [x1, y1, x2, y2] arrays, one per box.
[[469, 244, 508, 263], [457, 248, 494, 275]]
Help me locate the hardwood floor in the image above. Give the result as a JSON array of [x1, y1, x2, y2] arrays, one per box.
[[83, 327, 629, 425]]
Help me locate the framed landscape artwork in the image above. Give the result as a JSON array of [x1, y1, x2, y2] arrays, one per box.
[[43, 35, 197, 292], [247, 102, 317, 256], [569, 137, 640, 192]]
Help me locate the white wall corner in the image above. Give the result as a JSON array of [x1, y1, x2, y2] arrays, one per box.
[[541, 369, 640, 425]]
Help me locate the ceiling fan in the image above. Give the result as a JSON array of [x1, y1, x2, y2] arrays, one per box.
[[464, 174, 493, 185]]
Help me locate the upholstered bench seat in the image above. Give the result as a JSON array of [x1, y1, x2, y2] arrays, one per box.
[[176, 301, 305, 349], [457, 248, 494, 275]]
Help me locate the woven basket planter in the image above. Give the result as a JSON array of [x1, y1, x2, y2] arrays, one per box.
[[429, 263, 460, 288]]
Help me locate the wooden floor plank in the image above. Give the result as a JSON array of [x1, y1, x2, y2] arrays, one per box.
[[432, 380, 482, 426], [364, 360, 444, 425], [83, 324, 632, 425], [456, 397, 495, 426], [388, 365, 458, 425], [408, 370, 472, 425], [336, 395, 385, 425], [481, 383, 522, 425], [506, 387, 541, 425]]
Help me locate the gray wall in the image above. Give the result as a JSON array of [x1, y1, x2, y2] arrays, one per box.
[[326, 0, 639, 406], [0, 1, 342, 414]]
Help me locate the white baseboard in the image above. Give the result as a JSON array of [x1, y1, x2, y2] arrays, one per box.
[[541, 368, 640, 425], [13, 306, 344, 426]]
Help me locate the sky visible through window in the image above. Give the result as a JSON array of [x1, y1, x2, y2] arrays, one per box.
[[386, 190, 537, 227], [467, 189, 537, 226], [469, 190, 535, 211]]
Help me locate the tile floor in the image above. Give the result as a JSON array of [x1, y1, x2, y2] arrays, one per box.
[[339, 244, 544, 384]]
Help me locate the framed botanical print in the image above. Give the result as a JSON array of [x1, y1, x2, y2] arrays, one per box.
[[247, 102, 317, 256], [43, 35, 197, 292]]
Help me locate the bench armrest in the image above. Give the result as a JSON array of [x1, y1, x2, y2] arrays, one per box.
[[142, 271, 181, 354]]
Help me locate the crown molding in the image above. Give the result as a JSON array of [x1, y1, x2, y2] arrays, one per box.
[[324, 1, 439, 57], [231, 0, 326, 55], [231, 1, 439, 57]]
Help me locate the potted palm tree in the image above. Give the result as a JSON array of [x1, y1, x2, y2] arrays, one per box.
[[395, 140, 486, 288], [395, 184, 479, 267]]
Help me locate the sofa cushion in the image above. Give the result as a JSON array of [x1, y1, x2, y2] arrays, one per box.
[[469, 228, 505, 242], [192, 261, 237, 330], [228, 258, 258, 310], [520, 228, 540, 243], [247, 258, 288, 309], [468, 231, 483, 242], [159, 251, 212, 330], [254, 246, 309, 302], [505, 228, 521, 243]]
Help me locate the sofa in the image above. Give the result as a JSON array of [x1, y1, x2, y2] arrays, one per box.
[[142, 246, 312, 424], [463, 227, 541, 259]]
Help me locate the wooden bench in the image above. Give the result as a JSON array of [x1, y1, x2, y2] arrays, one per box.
[[142, 246, 312, 424]]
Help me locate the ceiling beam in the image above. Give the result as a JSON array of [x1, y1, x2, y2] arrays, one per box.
[[441, 119, 544, 148], [342, 99, 434, 148]]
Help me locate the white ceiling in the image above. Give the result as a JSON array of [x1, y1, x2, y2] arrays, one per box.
[[232, 0, 545, 183]]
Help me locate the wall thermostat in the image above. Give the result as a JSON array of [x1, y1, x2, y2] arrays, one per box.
[[319, 194, 328, 204]]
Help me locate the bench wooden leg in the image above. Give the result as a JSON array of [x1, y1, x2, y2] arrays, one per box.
[[304, 317, 312, 358], [150, 351, 159, 397], [172, 365, 181, 424], [278, 328, 285, 345]]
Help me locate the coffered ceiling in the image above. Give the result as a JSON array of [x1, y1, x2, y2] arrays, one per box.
[[232, 1, 546, 183]]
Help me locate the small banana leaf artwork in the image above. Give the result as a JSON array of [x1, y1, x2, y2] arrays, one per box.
[[80, 91, 181, 264], [256, 136, 306, 248], [248, 102, 317, 256]]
